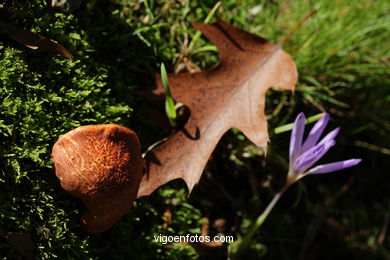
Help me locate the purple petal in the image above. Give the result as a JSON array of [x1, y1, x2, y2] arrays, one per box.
[[289, 113, 306, 163], [301, 113, 329, 153], [318, 127, 340, 145], [305, 159, 362, 175], [294, 139, 335, 173]]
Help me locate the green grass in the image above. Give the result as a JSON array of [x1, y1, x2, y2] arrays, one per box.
[[0, 0, 389, 259]]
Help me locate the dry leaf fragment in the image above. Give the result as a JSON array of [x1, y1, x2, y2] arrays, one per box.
[[0, 229, 34, 260], [0, 21, 73, 59], [138, 19, 298, 197], [51, 0, 85, 12]]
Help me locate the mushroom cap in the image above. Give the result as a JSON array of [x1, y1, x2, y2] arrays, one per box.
[[52, 124, 144, 200]]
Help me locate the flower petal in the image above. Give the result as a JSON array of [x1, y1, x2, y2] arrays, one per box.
[[318, 127, 340, 145], [294, 139, 335, 173], [289, 113, 306, 163], [305, 159, 362, 175], [301, 113, 329, 153]]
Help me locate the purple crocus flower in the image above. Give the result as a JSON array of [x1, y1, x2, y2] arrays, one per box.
[[287, 112, 361, 184], [228, 112, 362, 256]]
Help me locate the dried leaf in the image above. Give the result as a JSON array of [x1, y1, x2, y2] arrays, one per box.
[[0, 21, 73, 59], [138, 19, 298, 197], [51, 0, 85, 12], [0, 229, 34, 260]]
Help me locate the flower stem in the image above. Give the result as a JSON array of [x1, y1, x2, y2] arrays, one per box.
[[229, 183, 290, 256]]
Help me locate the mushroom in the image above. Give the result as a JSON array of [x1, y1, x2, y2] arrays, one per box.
[[52, 124, 144, 233]]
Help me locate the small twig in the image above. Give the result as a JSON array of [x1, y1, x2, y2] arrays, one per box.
[[354, 140, 390, 156], [206, 170, 239, 208], [377, 214, 389, 247], [280, 9, 317, 46]]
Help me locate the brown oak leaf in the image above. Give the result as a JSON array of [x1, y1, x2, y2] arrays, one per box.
[[0, 21, 73, 59], [137, 19, 298, 197]]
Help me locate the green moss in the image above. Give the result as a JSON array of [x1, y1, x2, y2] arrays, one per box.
[[0, 4, 202, 254]]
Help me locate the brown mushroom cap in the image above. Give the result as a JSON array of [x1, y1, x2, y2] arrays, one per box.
[[52, 124, 144, 233]]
